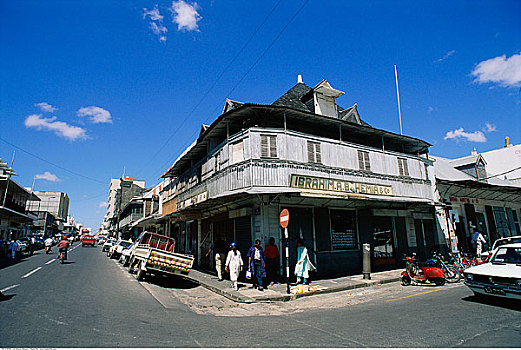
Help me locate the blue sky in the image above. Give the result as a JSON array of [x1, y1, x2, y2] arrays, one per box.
[[1, 0, 520, 229]]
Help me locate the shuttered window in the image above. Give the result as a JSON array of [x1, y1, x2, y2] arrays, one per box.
[[260, 135, 277, 158], [357, 150, 370, 171], [397, 158, 409, 176], [307, 141, 322, 163]]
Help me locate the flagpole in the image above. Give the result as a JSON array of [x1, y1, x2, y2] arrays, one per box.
[[394, 64, 403, 135]]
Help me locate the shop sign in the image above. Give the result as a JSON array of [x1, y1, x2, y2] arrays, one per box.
[[177, 191, 208, 210], [448, 196, 479, 204], [279, 209, 289, 228], [290, 174, 393, 196]]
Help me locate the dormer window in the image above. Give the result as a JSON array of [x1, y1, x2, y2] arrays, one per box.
[[476, 161, 487, 181], [312, 80, 345, 118]]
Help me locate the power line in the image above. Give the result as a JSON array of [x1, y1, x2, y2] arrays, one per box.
[[137, 0, 284, 178], [146, 0, 310, 180], [0, 136, 107, 185]]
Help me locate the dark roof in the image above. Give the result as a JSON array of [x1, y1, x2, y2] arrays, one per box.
[[272, 83, 370, 126], [271, 83, 313, 112]]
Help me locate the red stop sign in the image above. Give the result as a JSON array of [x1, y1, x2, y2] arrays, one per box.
[[280, 209, 289, 228]]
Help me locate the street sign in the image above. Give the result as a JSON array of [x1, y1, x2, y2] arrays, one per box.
[[279, 209, 289, 228]]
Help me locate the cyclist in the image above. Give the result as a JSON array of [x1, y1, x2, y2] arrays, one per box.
[[44, 237, 53, 254], [57, 236, 70, 260]]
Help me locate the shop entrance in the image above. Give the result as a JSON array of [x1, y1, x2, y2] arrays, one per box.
[[285, 207, 314, 280], [373, 216, 396, 267]]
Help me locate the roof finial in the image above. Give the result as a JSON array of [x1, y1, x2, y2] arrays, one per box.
[[297, 74, 303, 84]]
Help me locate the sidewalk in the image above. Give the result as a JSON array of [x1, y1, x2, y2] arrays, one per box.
[[181, 268, 402, 303]]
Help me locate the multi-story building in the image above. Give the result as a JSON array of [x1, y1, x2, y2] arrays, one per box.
[[160, 77, 440, 277], [102, 177, 145, 235], [26, 191, 69, 236], [432, 141, 521, 253], [26, 191, 69, 221], [0, 158, 35, 239]]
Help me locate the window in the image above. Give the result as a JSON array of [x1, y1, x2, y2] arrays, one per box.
[[397, 158, 409, 176], [330, 210, 357, 250], [357, 150, 370, 171], [260, 135, 277, 158], [307, 141, 322, 163], [231, 141, 244, 164], [476, 162, 487, 181]]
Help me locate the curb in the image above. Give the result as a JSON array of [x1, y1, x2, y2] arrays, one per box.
[[182, 273, 401, 303]]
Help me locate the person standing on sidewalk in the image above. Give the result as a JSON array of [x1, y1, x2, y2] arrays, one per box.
[[206, 239, 227, 281], [295, 239, 315, 288], [264, 237, 280, 286], [225, 243, 243, 290], [247, 239, 266, 291]]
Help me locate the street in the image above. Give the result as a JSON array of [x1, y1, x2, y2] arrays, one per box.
[[1, 245, 520, 348]]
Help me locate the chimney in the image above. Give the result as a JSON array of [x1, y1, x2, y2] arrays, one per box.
[[505, 136, 511, 148], [297, 74, 303, 84], [471, 148, 478, 156]]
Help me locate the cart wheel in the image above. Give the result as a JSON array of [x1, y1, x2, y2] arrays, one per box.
[[136, 263, 145, 281]]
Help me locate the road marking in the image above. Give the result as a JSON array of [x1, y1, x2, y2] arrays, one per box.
[[386, 288, 448, 302], [0, 284, 20, 293], [45, 259, 55, 265], [21, 267, 42, 279]]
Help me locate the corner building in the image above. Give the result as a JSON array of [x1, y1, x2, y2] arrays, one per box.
[[162, 78, 442, 278]]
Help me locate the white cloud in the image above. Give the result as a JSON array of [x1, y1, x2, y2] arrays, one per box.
[[98, 201, 108, 208], [34, 102, 58, 113], [24, 114, 88, 141], [444, 128, 487, 143], [143, 5, 164, 21], [150, 22, 167, 42], [143, 5, 168, 42], [436, 50, 455, 63], [170, 0, 202, 32], [483, 122, 496, 133], [77, 106, 112, 124], [471, 52, 521, 88], [34, 171, 61, 182]]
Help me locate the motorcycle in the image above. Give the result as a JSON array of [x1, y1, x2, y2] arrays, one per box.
[[425, 252, 461, 283], [59, 250, 67, 264], [401, 253, 446, 286]]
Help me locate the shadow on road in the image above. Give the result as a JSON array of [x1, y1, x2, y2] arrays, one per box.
[[59, 261, 76, 265], [462, 295, 521, 311], [0, 251, 43, 270], [0, 293, 15, 302], [146, 273, 198, 290]]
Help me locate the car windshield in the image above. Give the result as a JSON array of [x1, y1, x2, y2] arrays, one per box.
[[120, 242, 132, 248], [493, 237, 521, 250], [491, 247, 521, 264], [107, 240, 115, 244]]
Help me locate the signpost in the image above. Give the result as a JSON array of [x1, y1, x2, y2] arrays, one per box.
[[279, 209, 290, 294]]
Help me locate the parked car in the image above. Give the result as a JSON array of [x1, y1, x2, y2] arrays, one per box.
[[464, 243, 521, 300], [119, 243, 135, 266], [102, 239, 116, 252], [481, 235, 521, 260], [108, 240, 133, 259], [96, 236, 107, 245], [128, 231, 194, 281]]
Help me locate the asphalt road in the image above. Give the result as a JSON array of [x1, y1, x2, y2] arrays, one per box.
[[1, 244, 520, 347]]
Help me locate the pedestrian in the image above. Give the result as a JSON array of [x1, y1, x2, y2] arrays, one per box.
[[470, 227, 479, 255], [264, 237, 280, 286], [475, 231, 487, 257], [247, 239, 266, 291], [9, 239, 18, 259], [206, 239, 227, 281], [294, 239, 315, 288], [225, 243, 243, 290]]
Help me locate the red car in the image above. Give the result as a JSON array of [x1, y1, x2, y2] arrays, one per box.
[[81, 235, 96, 247]]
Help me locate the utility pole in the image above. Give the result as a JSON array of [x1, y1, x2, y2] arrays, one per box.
[[394, 64, 403, 135]]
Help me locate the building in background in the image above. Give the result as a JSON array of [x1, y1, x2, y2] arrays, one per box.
[[102, 177, 145, 237], [26, 191, 70, 236], [432, 139, 521, 253]]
